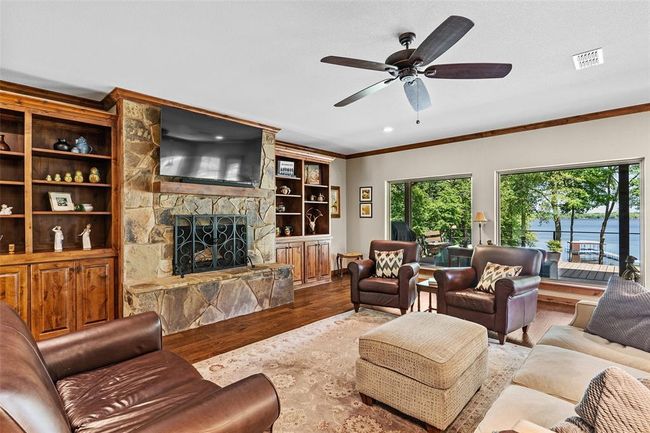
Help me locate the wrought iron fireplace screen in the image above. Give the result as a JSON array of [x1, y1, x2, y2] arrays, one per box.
[[173, 214, 248, 276]]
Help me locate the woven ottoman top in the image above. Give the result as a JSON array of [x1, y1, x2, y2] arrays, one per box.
[[359, 312, 487, 389]]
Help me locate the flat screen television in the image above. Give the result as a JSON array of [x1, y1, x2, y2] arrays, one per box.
[[160, 106, 263, 187]]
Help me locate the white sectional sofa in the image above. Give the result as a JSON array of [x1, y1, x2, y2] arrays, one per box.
[[475, 300, 650, 433]]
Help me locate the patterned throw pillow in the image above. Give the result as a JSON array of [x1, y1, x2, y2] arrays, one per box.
[[586, 276, 650, 351], [375, 249, 403, 278], [475, 262, 522, 294], [552, 367, 650, 433]]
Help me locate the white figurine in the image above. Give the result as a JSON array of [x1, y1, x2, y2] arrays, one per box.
[[0, 204, 12, 215], [52, 226, 64, 252], [79, 224, 91, 250]]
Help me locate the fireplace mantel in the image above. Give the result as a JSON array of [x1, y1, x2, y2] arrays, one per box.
[[153, 180, 273, 199]]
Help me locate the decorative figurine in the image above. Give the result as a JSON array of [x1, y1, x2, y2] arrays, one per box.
[[306, 208, 324, 235], [88, 167, 101, 183], [0, 204, 13, 215], [64, 172, 73, 183], [276, 203, 286, 213], [275, 226, 280, 236], [317, 192, 325, 202], [0, 134, 10, 151], [54, 173, 62, 182], [279, 185, 291, 195], [45, 174, 52, 181], [621, 256, 641, 283], [71, 136, 92, 154], [53, 138, 71, 152], [74, 170, 84, 183], [52, 226, 64, 252], [78, 224, 92, 250], [283, 225, 293, 236], [8, 243, 15, 254]]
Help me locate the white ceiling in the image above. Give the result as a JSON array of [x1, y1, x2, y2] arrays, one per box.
[[1, 1, 649, 155]]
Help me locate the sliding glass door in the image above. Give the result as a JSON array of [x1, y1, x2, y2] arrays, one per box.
[[499, 162, 642, 285]]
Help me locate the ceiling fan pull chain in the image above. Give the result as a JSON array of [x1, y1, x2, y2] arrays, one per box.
[[416, 83, 421, 124]]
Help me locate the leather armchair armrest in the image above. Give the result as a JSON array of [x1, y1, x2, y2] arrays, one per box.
[[135, 374, 280, 433], [494, 275, 541, 298], [348, 259, 375, 280], [569, 299, 599, 329], [38, 312, 162, 381], [398, 262, 420, 280], [433, 267, 476, 293]]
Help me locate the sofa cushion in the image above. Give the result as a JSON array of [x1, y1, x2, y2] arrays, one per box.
[[512, 344, 649, 403], [538, 325, 650, 373], [359, 312, 487, 389], [445, 289, 496, 314], [358, 277, 399, 294], [57, 350, 215, 432], [586, 276, 650, 352], [475, 385, 576, 433], [475, 261, 522, 294], [375, 249, 403, 278]]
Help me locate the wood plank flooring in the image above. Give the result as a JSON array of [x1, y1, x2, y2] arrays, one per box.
[[164, 276, 575, 364]]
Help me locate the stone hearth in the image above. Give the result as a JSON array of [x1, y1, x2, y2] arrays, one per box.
[[124, 264, 293, 335]]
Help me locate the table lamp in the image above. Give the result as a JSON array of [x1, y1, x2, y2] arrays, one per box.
[[473, 211, 488, 245]]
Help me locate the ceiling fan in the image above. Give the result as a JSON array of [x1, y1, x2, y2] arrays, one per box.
[[321, 15, 512, 113]]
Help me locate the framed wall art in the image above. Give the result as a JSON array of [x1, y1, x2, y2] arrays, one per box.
[[359, 203, 373, 218], [330, 186, 341, 218], [359, 186, 372, 202]]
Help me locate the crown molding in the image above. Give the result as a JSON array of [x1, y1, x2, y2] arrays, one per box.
[[275, 140, 346, 160], [346, 103, 650, 159], [0, 80, 106, 110]]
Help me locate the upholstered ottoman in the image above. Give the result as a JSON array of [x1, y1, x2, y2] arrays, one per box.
[[356, 312, 488, 432]]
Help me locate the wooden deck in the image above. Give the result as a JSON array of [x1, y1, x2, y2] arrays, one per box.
[[558, 261, 618, 282]]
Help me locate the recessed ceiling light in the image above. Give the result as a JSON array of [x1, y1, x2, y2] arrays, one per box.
[[215, 135, 224, 140], [383, 126, 394, 133], [572, 48, 604, 70]]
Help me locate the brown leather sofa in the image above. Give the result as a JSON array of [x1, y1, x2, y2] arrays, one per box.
[[433, 245, 542, 344], [348, 240, 420, 315], [0, 302, 280, 433]]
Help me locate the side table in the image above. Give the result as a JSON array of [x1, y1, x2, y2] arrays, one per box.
[[336, 252, 363, 277], [416, 279, 437, 312]]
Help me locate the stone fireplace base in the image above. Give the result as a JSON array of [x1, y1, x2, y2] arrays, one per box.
[[124, 264, 293, 335]]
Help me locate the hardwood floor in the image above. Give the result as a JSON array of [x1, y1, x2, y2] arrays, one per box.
[[164, 276, 574, 364]]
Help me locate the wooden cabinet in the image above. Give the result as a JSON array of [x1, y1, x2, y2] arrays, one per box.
[[276, 242, 303, 285], [304, 239, 331, 285], [0, 265, 28, 321], [30, 257, 114, 340], [318, 240, 331, 279]]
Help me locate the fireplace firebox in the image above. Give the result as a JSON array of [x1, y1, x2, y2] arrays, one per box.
[[173, 214, 248, 276]]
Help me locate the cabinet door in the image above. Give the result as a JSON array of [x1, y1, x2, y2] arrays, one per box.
[[276, 245, 289, 265], [31, 261, 76, 340], [0, 265, 28, 322], [76, 258, 114, 330], [318, 241, 331, 280], [304, 241, 319, 284], [289, 242, 304, 284]]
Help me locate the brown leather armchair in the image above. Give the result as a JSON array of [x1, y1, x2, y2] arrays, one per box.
[[348, 240, 420, 315], [0, 302, 280, 433], [433, 245, 542, 344]]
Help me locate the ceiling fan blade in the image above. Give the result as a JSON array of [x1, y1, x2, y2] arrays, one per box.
[[321, 56, 397, 72], [409, 16, 474, 66], [334, 78, 396, 107], [424, 63, 512, 79], [403, 78, 431, 112]]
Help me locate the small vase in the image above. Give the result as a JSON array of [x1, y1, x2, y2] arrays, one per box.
[[53, 138, 71, 152], [0, 134, 10, 151]]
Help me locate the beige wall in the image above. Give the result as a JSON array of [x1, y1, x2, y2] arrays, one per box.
[[346, 112, 650, 281], [329, 158, 347, 269]]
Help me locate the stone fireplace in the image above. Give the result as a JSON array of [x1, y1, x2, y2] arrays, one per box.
[[173, 214, 248, 276]]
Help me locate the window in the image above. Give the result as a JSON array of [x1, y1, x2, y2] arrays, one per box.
[[389, 176, 472, 266], [499, 163, 642, 285]]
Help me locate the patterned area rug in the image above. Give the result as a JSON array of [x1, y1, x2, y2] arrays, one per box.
[[195, 309, 530, 433]]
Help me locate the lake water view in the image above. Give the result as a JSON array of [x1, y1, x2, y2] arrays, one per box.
[[528, 217, 641, 264]]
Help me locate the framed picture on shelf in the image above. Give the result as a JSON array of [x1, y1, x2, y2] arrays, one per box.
[[48, 192, 75, 211], [359, 186, 372, 202], [305, 164, 321, 185], [277, 160, 295, 177], [330, 186, 341, 218], [359, 203, 372, 218]]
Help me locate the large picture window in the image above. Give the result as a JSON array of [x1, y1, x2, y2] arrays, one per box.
[[390, 176, 472, 266], [499, 163, 642, 285]]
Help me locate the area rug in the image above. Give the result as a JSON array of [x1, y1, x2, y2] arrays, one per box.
[[195, 309, 530, 433]]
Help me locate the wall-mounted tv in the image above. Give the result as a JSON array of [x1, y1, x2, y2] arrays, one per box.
[[160, 106, 263, 187]]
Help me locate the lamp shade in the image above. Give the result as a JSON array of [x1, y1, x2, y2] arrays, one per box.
[[473, 211, 488, 223]]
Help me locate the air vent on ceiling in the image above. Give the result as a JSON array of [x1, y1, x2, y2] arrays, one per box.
[[572, 48, 604, 70]]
